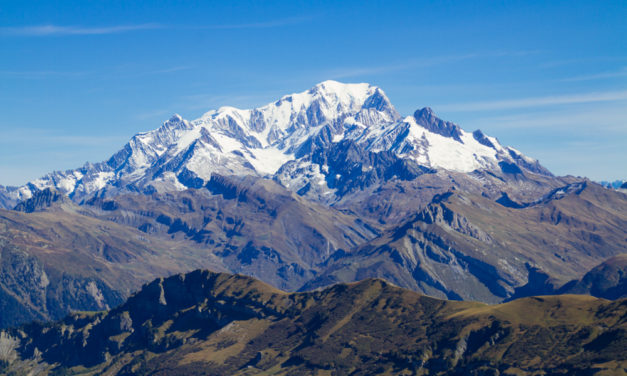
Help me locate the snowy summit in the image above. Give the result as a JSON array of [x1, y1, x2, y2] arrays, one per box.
[[5, 81, 549, 204]]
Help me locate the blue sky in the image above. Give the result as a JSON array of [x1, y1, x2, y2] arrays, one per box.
[[0, 0, 625, 185]]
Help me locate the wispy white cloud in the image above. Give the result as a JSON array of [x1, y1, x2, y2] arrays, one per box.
[[436, 90, 627, 112], [0, 65, 191, 80], [561, 67, 627, 82], [135, 109, 175, 121], [0, 15, 312, 37], [0, 128, 125, 146], [539, 56, 627, 69], [325, 50, 541, 79], [202, 16, 314, 30], [134, 92, 277, 122], [177, 92, 279, 112], [457, 102, 627, 180], [46, 135, 127, 145], [326, 62, 419, 79], [145, 66, 192, 75], [468, 103, 627, 132], [0, 70, 89, 79], [524, 145, 627, 180], [0, 24, 162, 36]]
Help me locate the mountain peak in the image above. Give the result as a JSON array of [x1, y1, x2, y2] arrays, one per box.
[[168, 113, 183, 122], [413, 107, 463, 142], [304, 81, 394, 112], [417, 106, 435, 116], [311, 79, 370, 93]]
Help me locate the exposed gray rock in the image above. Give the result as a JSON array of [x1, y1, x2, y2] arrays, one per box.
[[413, 107, 463, 142], [13, 188, 67, 213]]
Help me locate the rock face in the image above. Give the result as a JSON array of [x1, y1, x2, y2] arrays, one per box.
[[413, 107, 464, 141], [558, 254, 627, 300], [275, 139, 435, 200], [0, 186, 17, 209], [0, 242, 124, 329], [3, 270, 626, 375], [13, 188, 68, 213]]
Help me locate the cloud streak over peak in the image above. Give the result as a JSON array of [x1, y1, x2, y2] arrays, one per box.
[[437, 90, 627, 112]]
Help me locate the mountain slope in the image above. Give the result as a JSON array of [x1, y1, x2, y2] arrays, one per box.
[[0, 199, 229, 329], [2, 270, 625, 375], [558, 254, 627, 300], [0, 178, 379, 328], [304, 181, 627, 302], [328, 166, 574, 226], [2, 176, 622, 330], [82, 174, 379, 291]]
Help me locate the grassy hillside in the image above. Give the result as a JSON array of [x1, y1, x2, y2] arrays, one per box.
[[2, 270, 625, 375]]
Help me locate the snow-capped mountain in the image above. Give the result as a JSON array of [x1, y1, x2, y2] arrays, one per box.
[[2, 81, 626, 327], [2, 80, 550, 206]]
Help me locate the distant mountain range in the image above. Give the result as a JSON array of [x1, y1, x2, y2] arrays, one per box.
[[0, 81, 625, 330], [598, 180, 627, 190]]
